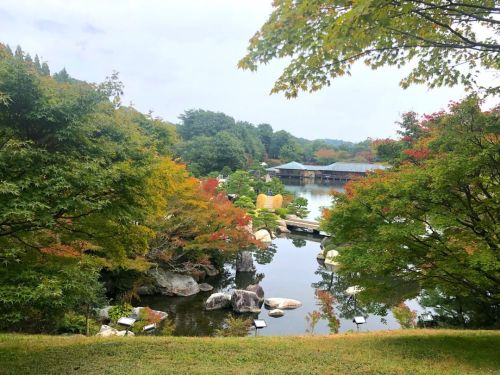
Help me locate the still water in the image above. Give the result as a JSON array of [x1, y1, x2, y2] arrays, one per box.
[[142, 181, 419, 336]]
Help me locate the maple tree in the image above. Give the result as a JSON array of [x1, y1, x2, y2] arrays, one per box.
[[322, 97, 499, 327], [240, 0, 500, 97]]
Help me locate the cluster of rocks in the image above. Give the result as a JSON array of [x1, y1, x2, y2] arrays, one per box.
[[252, 221, 290, 244], [204, 284, 264, 313], [276, 218, 291, 234], [204, 284, 302, 318], [96, 306, 168, 337], [96, 325, 135, 337], [138, 268, 215, 297]]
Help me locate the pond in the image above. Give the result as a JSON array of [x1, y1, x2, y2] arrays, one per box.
[[141, 181, 422, 336]]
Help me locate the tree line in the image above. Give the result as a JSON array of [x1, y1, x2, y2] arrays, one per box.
[[0, 44, 257, 333], [175, 109, 374, 176]]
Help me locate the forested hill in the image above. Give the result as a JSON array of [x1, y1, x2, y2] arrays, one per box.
[[174, 109, 373, 176]]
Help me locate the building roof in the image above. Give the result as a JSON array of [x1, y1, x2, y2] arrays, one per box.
[[328, 162, 388, 173], [273, 161, 307, 170], [273, 161, 388, 173]]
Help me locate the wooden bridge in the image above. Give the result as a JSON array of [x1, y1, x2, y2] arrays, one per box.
[[284, 217, 321, 233]]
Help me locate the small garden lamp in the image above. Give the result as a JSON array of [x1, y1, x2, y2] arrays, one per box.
[[253, 319, 267, 336], [117, 317, 136, 336], [353, 316, 366, 332]]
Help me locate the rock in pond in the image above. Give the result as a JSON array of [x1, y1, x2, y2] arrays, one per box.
[[136, 285, 157, 296], [264, 298, 302, 310], [277, 225, 290, 234], [199, 283, 214, 292], [268, 309, 285, 318], [205, 292, 232, 310], [231, 290, 261, 313], [130, 307, 168, 321], [236, 251, 255, 272], [277, 219, 287, 228], [148, 268, 200, 296], [245, 284, 264, 302], [324, 250, 340, 271], [201, 264, 219, 277], [324, 250, 340, 265], [254, 229, 272, 243]]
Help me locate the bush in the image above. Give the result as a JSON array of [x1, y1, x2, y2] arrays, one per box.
[[215, 316, 252, 337], [392, 303, 416, 329], [287, 197, 309, 218], [108, 303, 133, 323], [274, 208, 288, 218], [251, 209, 279, 231], [58, 312, 100, 335]]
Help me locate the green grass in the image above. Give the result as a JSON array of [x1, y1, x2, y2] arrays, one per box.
[[0, 330, 498, 374]]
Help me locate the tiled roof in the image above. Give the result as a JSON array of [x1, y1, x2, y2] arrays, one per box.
[[273, 161, 307, 170], [273, 161, 388, 173], [327, 162, 388, 173]]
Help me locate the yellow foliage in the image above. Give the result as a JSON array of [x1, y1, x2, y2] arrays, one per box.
[[256, 193, 283, 209]]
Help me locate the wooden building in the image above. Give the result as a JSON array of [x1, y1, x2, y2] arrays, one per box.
[[268, 161, 388, 182]]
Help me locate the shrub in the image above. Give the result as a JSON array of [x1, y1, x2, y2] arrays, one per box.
[[58, 312, 100, 335], [215, 316, 252, 337], [274, 208, 288, 218], [392, 303, 417, 329], [108, 303, 133, 323], [287, 197, 310, 218]]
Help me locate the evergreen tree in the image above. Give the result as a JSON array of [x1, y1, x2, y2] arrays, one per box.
[[40, 62, 50, 76], [14, 45, 23, 60], [33, 54, 42, 72]]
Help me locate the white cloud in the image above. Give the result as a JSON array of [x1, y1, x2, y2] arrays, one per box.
[[0, 0, 481, 141]]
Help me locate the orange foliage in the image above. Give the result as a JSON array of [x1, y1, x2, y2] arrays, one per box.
[[40, 243, 82, 257]]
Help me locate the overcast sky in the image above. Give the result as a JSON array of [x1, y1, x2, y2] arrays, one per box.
[[0, 0, 487, 141]]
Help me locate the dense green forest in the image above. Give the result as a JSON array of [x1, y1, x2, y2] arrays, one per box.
[[0, 44, 261, 333], [175, 109, 374, 176]]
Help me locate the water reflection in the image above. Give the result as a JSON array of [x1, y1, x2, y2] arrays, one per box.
[[139, 183, 412, 336]]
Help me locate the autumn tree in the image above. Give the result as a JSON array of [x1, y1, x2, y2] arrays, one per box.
[[146, 163, 259, 273], [239, 0, 500, 97], [322, 97, 499, 327]]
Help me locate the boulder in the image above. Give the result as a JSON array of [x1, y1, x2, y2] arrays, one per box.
[[277, 225, 291, 234], [136, 285, 156, 295], [254, 229, 272, 243], [316, 252, 325, 260], [231, 290, 261, 313], [245, 284, 264, 302], [236, 251, 255, 272], [268, 309, 285, 318], [190, 269, 206, 282], [324, 250, 340, 271], [324, 250, 340, 265], [96, 325, 118, 337], [201, 264, 219, 277], [264, 298, 302, 310], [277, 219, 287, 228], [199, 283, 214, 292], [204, 292, 232, 310], [148, 268, 200, 296], [129, 307, 168, 321], [320, 237, 328, 250], [97, 306, 112, 320]]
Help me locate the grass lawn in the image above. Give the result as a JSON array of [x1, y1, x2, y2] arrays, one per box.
[[0, 329, 498, 374]]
